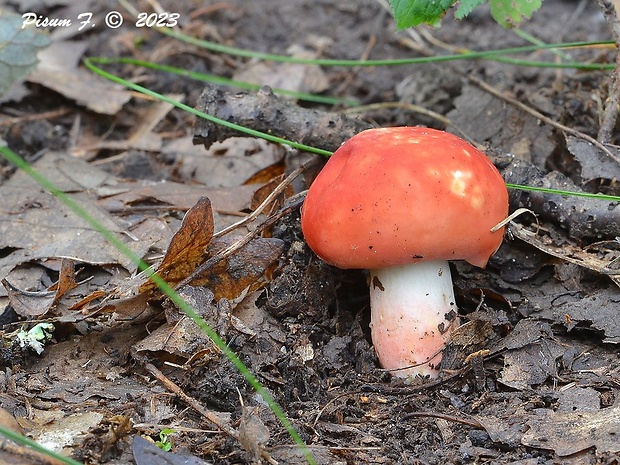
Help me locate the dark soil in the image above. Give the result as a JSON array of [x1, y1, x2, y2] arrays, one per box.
[[1, 1, 619, 464]]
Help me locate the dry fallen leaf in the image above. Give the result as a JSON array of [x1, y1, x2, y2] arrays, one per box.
[[447, 85, 555, 168], [566, 135, 620, 183], [27, 40, 131, 115], [2, 258, 77, 317], [489, 319, 567, 390], [132, 287, 222, 359], [237, 406, 270, 462], [232, 44, 329, 96], [139, 197, 214, 295], [166, 136, 283, 189], [498, 339, 566, 390], [0, 152, 163, 290], [192, 236, 285, 300], [521, 407, 620, 456], [249, 173, 292, 214]]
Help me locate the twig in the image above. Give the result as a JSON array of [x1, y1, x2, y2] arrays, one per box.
[[193, 86, 372, 151], [400, 411, 484, 429], [0, 108, 73, 127], [142, 360, 239, 439], [312, 392, 359, 427], [597, 0, 620, 143], [213, 157, 318, 239], [140, 349, 279, 464], [360, 367, 469, 395], [465, 74, 620, 166]]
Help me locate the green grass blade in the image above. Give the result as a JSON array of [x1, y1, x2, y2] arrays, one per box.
[[159, 28, 614, 69], [85, 56, 620, 205], [83, 57, 332, 158], [86, 57, 358, 107], [506, 183, 620, 202]]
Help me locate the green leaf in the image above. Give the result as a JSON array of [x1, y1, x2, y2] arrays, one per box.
[[390, 0, 455, 29], [454, 0, 487, 19], [489, 0, 543, 27], [389, 0, 543, 28], [0, 13, 50, 96]]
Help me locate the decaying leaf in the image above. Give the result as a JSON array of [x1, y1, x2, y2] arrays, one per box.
[[498, 338, 566, 390], [475, 413, 530, 450], [232, 44, 329, 96], [566, 136, 620, 183], [32, 411, 104, 453], [533, 286, 620, 344], [490, 318, 552, 352], [244, 159, 286, 185], [132, 435, 210, 465], [0, 152, 162, 289], [447, 85, 555, 168], [0, 13, 51, 97], [237, 406, 270, 463], [521, 407, 620, 456], [97, 179, 258, 219], [486, 319, 566, 390], [2, 279, 56, 318], [232, 290, 288, 370], [249, 173, 292, 214], [166, 136, 284, 189], [74, 94, 184, 157], [27, 40, 131, 114], [192, 236, 285, 300], [139, 197, 214, 295], [2, 258, 77, 317], [132, 287, 222, 359]]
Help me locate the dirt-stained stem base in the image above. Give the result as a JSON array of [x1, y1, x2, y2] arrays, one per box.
[[369, 261, 459, 380]]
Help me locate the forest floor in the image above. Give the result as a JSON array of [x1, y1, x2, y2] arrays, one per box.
[[1, 0, 619, 464]]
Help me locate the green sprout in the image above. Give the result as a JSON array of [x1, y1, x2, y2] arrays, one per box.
[[155, 428, 175, 451], [16, 323, 55, 355]]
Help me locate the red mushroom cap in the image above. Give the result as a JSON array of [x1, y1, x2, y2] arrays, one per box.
[[301, 127, 509, 269]]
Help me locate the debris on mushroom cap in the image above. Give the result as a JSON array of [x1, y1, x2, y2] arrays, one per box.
[[301, 127, 509, 270]]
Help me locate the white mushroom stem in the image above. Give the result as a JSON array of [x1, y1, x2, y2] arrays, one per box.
[[369, 260, 459, 379]]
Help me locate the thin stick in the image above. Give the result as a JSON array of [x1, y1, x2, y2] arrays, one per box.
[[0, 108, 72, 127], [143, 358, 278, 464], [401, 411, 484, 429], [213, 157, 318, 239], [142, 361, 239, 439]]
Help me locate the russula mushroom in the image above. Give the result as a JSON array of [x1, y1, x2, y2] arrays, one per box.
[[301, 127, 508, 379]]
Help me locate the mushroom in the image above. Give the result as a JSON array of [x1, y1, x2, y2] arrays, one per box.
[[301, 127, 508, 379]]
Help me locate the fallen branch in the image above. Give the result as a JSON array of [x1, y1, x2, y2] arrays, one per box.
[[499, 156, 620, 239], [193, 85, 372, 151]]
